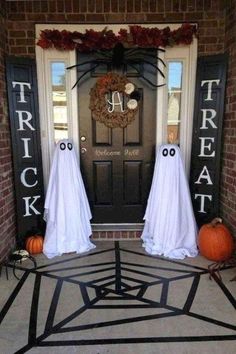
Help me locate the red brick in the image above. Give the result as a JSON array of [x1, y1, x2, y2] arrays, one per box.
[[187, 0, 195, 11], [146, 13, 166, 22], [142, 0, 149, 12], [86, 13, 105, 21], [119, 0, 126, 12], [25, 1, 33, 13], [27, 13, 47, 21], [80, 0, 88, 12], [107, 232, 114, 238], [204, 0, 212, 11], [57, 0, 65, 13], [172, 0, 180, 12], [111, 0, 118, 12], [165, 0, 172, 12], [180, 0, 187, 11], [46, 13, 66, 21], [164, 12, 184, 20], [72, 0, 80, 12], [49, 1, 57, 12], [92, 232, 100, 239], [15, 38, 34, 46], [27, 30, 35, 38], [10, 46, 27, 54], [126, 13, 145, 22], [106, 13, 125, 22], [33, 1, 41, 13], [9, 30, 26, 38], [88, 0, 96, 12], [184, 12, 203, 21], [7, 1, 18, 12], [67, 14, 86, 22], [104, 0, 110, 12], [96, 0, 103, 12], [134, 0, 142, 12], [41, 1, 49, 13], [149, 0, 157, 12], [127, 0, 134, 12]]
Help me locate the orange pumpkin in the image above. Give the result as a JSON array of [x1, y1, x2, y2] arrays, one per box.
[[25, 235, 44, 254], [198, 218, 234, 261]]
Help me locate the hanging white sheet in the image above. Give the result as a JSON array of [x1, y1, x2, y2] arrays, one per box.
[[141, 144, 198, 259], [43, 139, 96, 258]]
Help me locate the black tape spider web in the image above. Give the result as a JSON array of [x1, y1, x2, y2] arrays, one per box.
[[0, 241, 236, 353]]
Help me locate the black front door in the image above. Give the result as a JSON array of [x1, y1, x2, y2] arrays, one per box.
[[77, 52, 157, 223]]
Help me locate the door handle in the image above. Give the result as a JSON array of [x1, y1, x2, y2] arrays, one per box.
[[81, 147, 87, 154]]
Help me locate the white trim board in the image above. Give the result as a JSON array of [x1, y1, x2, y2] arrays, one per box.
[[35, 23, 197, 216]]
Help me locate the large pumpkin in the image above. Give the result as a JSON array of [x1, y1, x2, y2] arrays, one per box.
[[25, 235, 44, 254], [198, 218, 234, 261]]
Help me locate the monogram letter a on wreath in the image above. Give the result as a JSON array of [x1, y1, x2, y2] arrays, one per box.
[[89, 72, 141, 128]]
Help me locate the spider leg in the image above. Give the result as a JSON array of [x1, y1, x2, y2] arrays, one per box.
[[13, 261, 20, 280], [71, 63, 100, 89], [67, 59, 108, 71], [129, 58, 165, 78], [28, 255, 37, 269], [125, 50, 166, 67], [96, 50, 113, 59], [127, 63, 165, 88], [126, 54, 166, 68]]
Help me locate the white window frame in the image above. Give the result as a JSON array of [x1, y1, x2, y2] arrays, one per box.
[[163, 44, 198, 175], [36, 23, 197, 188]]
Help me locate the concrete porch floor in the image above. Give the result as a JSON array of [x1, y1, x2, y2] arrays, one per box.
[[0, 240, 236, 354]]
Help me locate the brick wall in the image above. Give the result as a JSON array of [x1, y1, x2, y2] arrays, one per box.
[[0, 2, 16, 263], [220, 0, 236, 233], [6, 0, 225, 57]]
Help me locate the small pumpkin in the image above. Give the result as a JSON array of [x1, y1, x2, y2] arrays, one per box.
[[198, 218, 234, 261], [25, 235, 44, 254]]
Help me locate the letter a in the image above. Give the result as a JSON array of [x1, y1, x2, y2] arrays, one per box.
[[195, 166, 213, 185], [107, 91, 124, 113]]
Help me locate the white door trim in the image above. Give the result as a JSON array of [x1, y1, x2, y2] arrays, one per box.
[[36, 23, 197, 228]]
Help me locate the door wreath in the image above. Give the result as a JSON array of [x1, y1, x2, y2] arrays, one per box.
[[89, 72, 140, 128]]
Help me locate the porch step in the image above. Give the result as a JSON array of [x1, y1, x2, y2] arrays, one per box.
[[92, 231, 142, 240]]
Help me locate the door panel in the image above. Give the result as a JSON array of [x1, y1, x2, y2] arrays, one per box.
[[77, 52, 156, 223], [93, 161, 113, 205], [123, 161, 142, 205]]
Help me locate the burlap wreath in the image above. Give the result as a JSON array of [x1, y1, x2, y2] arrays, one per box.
[[89, 72, 138, 128]]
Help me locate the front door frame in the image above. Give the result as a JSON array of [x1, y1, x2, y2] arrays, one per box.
[[35, 23, 197, 229]]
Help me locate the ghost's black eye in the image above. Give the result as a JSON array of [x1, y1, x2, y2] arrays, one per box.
[[170, 148, 175, 156], [67, 143, 73, 150], [162, 148, 168, 157], [60, 142, 66, 150]]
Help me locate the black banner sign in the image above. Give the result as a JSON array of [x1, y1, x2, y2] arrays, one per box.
[[190, 54, 228, 227], [6, 56, 45, 245]]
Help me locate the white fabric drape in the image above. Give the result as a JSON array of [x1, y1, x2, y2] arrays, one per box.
[[141, 144, 198, 259], [43, 139, 95, 258]]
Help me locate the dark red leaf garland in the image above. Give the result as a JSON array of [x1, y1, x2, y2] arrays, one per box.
[[37, 24, 197, 51]]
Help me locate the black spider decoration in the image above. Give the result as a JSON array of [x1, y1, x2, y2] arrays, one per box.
[[0, 251, 37, 280], [67, 42, 166, 89]]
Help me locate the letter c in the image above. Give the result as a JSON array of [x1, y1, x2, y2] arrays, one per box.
[[20, 167, 38, 188]]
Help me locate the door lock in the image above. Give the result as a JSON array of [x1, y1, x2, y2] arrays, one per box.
[[80, 136, 86, 142]]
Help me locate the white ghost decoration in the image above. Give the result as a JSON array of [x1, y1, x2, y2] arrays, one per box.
[[43, 139, 96, 258], [141, 144, 198, 259]]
